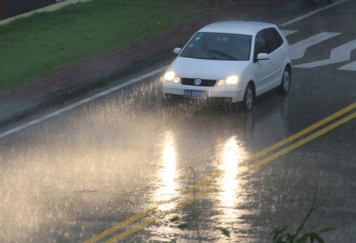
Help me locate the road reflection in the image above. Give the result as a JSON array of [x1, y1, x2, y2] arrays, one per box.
[[154, 131, 178, 210], [215, 136, 249, 240], [220, 137, 242, 209]]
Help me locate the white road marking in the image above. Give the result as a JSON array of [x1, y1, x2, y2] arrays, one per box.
[[338, 61, 356, 71], [279, 0, 348, 27], [294, 39, 356, 69], [290, 32, 341, 60], [281, 30, 298, 37], [0, 67, 167, 139]]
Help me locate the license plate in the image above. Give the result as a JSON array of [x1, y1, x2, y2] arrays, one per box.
[[184, 90, 207, 98]]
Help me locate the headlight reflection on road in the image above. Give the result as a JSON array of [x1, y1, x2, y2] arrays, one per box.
[[220, 137, 243, 209], [155, 132, 178, 209], [214, 136, 248, 240]]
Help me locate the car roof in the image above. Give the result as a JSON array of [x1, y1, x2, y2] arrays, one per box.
[[198, 21, 277, 36]]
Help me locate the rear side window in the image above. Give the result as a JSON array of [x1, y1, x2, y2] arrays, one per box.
[[272, 28, 284, 46]]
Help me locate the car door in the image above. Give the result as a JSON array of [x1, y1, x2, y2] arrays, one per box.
[[253, 30, 273, 96], [262, 28, 285, 89]]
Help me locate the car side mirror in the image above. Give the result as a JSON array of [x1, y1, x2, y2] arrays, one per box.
[[257, 53, 269, 61], [173, 48, 182, 54]]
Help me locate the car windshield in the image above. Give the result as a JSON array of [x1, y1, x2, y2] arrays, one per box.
[[180, 32, 252, 61]]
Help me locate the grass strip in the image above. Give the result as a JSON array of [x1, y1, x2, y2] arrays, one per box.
[[0, 0, 219, 94]]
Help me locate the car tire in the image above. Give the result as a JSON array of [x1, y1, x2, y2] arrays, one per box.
[[240, 84, 254, 112], [278, 67, 291, 95]]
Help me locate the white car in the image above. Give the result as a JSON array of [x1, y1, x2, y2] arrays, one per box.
[[161, 21, 291, 111]]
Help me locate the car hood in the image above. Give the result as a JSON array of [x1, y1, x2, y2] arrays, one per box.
[[168, 56, 250, 79]]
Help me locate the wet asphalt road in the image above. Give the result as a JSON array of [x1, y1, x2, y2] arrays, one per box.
[[1, 1, 356, 242]]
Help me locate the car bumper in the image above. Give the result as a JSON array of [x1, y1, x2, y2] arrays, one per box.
[[162, 84, 245, 103]]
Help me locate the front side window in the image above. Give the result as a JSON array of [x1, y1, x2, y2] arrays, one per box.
[[254, 31, 270, 59], [180, 32, 252, 61]]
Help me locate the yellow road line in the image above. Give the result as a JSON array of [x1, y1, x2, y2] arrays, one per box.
[[104, 187, 218, 243], [105, 111, 356, 242], [83, 102, 356, 243], [240, 111, 356, 175], [82, 172, 223, 243], [238, 102, 356, 167], [82, 207, 158, 243]]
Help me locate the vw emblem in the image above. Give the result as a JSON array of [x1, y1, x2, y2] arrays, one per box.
[[194, 78, 202, 86]]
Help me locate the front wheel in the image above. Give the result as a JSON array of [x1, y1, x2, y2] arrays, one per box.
[[278, 67, 291, 95], [240, 84, 254, 112]]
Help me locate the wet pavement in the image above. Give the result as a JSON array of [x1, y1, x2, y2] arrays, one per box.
[[1, 0, 356, 242]]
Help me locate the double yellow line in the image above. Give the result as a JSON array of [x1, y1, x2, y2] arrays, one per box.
[[84, 102, 356, 243]]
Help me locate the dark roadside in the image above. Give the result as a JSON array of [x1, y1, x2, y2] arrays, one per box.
[[0, 0, 309, 128]]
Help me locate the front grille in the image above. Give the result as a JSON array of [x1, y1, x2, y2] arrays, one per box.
[[181, 78, 216, 87]]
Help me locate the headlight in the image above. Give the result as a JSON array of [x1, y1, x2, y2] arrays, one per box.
[[226, 75, 239, 86], [164, 71, 175, 81]]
